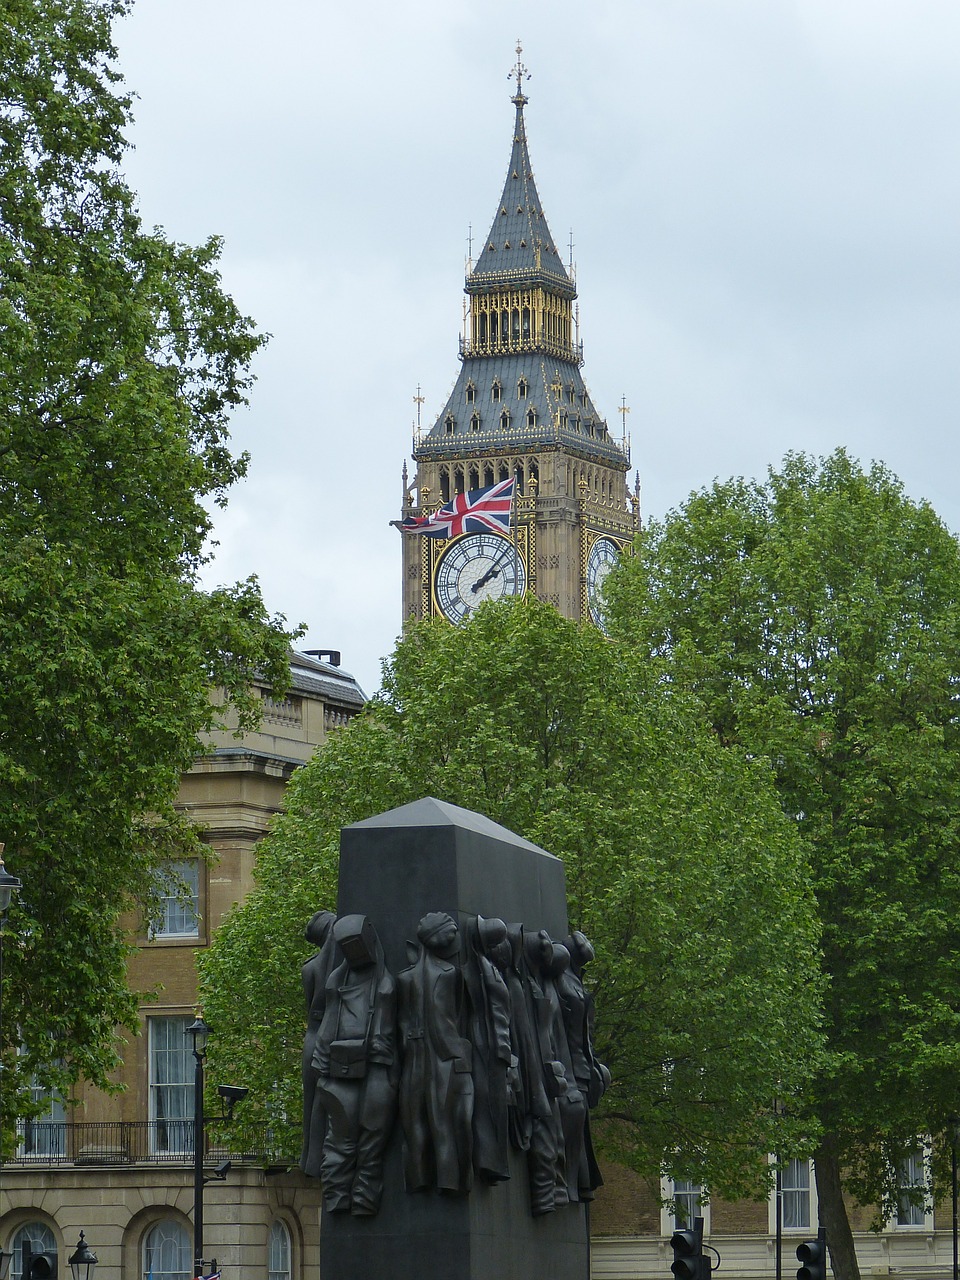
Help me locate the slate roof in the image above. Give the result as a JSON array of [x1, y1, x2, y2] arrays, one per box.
[[288, 651, 367, 707], [468, 96, 574, 297], [418, 353, 624, 467]]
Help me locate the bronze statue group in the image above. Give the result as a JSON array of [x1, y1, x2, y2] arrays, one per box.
[[300, 910, 609, 1218]]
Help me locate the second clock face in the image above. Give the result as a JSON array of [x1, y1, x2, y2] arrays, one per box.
[[587, 536, 620, 630], [435, 532, 526, 625]]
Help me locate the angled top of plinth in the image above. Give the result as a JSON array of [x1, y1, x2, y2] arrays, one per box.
[[346, 796, 554, 856]]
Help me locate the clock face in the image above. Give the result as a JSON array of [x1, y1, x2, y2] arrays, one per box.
[[434, 532, 526, 625], [586, 537, 620, 630]]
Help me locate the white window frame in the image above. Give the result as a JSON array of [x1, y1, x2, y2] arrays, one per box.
[[142, 1219, 191, 1280], [769, 1156, 818, 1233], [148, 1016, 195, 1155], [18, 1070, 66, 1159], [893, 1147, 933, 1230], [150, 860, 200, 940], [660, 1176, 710, 1236], [12, 1223, 58, 1279], [268, 1220, 292, 1280]]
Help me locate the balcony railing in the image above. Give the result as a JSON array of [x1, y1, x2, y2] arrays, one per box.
[[5, 1120, 295, 1168]]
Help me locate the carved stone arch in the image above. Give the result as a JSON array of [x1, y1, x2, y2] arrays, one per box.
[[440, 466, 451, 502], [469, 464, 480, 490]]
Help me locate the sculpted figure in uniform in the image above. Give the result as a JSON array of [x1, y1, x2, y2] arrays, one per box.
[[397, 911, 474, 1194], [463, 915, 513, 1184], [300, 909, 338, 1177], [542, 941, 587, 1205], [312, 914, 398, 1215], [559, 930, 609, 1198]]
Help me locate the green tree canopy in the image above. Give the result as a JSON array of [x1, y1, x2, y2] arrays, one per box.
[[605, 450, 960, 1278], [201, 598, 821, 1199], [0, 0, 294, 1133]]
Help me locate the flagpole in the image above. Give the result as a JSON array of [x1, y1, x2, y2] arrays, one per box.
[[513, 475, 519, 596]]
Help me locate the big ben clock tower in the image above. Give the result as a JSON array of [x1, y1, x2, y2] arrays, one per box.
[[401, 50, 639, 628]]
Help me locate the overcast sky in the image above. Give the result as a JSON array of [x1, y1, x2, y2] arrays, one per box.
[[113, 0, 960, 697]]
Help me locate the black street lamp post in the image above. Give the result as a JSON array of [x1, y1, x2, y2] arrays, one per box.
[[188, 1016, 247, 1280], [188, 1015, 212, 1280], [950, 1114, 960, 1280]]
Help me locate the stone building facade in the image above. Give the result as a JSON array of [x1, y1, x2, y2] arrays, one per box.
[[0, 651, 364, 1280]]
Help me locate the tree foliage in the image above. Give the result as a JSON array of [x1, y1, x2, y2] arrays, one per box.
[[605, 450, 960, 1271], [0, 0, 294, 1131], [201, 598, 821, 1198]]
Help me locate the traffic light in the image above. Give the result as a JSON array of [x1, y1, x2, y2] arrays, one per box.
[[670, 1216, 707, 1280], [796, 1228, 827, 1280], [22, 1249, 57, 1280]]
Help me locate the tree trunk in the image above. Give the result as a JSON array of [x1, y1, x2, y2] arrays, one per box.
[[814, 1133, 861, 1280]]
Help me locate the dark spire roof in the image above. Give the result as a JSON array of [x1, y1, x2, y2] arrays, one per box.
[[468, 84, 574, 297]]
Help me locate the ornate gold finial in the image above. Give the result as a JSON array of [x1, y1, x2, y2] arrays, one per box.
[[510, 40, 530, 104]]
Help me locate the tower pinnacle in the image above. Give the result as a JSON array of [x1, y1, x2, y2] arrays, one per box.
[[510, 39, 530, 106]]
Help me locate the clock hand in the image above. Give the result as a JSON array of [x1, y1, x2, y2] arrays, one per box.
[[471, 564, 502, 594]]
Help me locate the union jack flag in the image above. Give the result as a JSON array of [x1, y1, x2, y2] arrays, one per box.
[[401, 477, 515, 539]]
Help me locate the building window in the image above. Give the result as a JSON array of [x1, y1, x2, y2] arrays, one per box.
[[470, 414, 481, 432], [896, 1150, 928, 1227], [13, 1223, 57, 1280], [445, 414, 455, 435], [518, 377, 528, 398], [465, 384, 476, 404], [491, 381, 502, 402], [499, 410, 510, 431], [268, 1221, 291, 1280], [19, 1070, 66, 1158], [672, 1179, 703, 1228], [782, 1158, 812, 1229], [526, 408, 537, 427], [151, 860, 200, 939], [149, 1016, 194, 1155], [143, 1221, 191, 1280]]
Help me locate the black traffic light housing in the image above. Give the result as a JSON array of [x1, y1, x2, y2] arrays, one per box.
[[670, 1215, 710, 1280], [22, 1249, 57, 1280], [796, 1227, 827, 1280]]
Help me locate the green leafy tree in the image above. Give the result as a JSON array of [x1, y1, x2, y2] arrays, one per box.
[[0, 0, 294, 1136], [201, 598, 821, 1199], [605, 449, 960, 1280]]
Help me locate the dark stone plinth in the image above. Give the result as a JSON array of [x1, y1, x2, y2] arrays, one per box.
[[322, 796, 589, 1280]]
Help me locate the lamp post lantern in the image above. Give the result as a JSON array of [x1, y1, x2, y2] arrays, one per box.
[[68, 1233, 98, 1280]]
